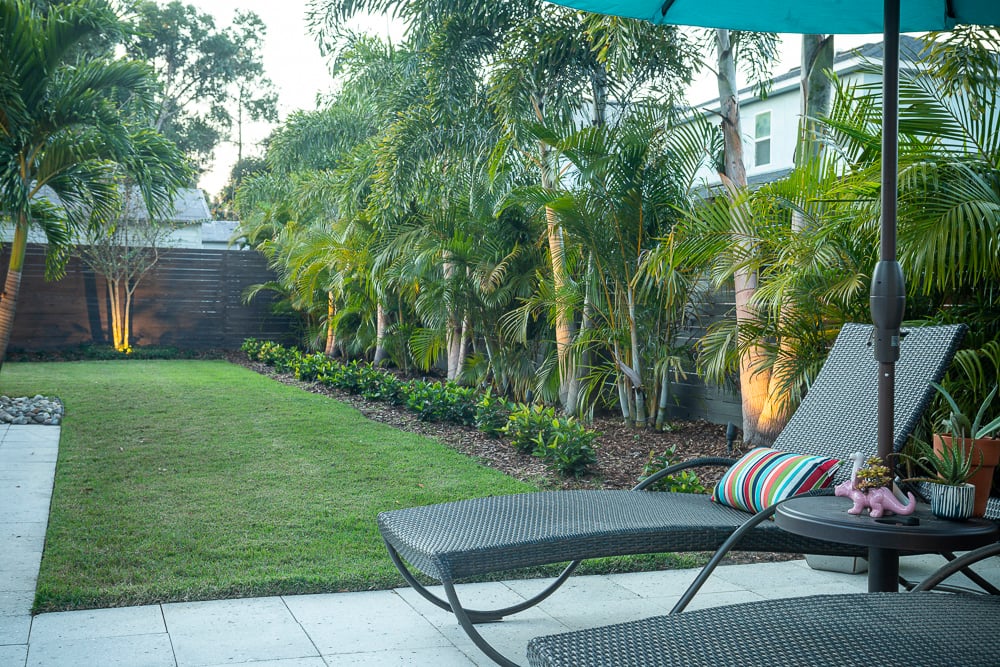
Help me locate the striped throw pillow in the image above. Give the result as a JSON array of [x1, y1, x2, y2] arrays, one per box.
[[712, 447, 841, 514]]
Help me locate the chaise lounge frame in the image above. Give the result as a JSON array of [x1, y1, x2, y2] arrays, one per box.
[[377, 323, 967, 666]]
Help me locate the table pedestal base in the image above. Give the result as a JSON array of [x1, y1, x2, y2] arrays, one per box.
[[867, 547, 899, 592]]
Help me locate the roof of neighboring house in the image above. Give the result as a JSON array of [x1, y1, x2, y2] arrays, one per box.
[[32, 186, 210, 223], [158, 188, 211, 222], [691, 35, 926, 108], [766, 35, 925, 92], [200, 221, 242, 244]]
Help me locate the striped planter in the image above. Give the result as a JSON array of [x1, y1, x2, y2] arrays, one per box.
[[929, 483, 975, 521]]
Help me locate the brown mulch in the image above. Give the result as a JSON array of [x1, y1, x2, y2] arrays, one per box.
[[227, 353, 799, 565]]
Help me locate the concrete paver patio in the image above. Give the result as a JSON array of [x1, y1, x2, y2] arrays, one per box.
[[2, 425, 996, 666]]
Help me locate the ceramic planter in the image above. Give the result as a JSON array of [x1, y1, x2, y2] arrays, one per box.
[[928, 482, 976, 521], [933, 434, 1000, 517]]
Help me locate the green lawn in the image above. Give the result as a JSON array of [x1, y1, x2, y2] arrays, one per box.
[[1, 360, 536, 612]]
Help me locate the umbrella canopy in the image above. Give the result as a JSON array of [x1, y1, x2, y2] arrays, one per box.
[[547, 0, 1000, 462], [550, 0, 997, 33]]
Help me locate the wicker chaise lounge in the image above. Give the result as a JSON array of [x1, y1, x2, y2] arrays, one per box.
[[377, 323, 966, 666], [526, 542, 1000, 667]]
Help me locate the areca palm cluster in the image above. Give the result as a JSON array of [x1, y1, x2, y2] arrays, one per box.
[[238, 1, 701, 417]]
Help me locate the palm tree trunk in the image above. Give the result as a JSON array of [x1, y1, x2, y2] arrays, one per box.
[[123, 282, 133, 352], [717, 29, 771, 446], [656, 371, 671, 430], [540, 140, 579, 412], [373, 302, 389, 365], [627, 288, 647, 427], [759, 35, 836, 444], [109, 279, 123, 351], [325, 291, 337, 356], [618, 376, 631, 423], [0, 222, 29, 371]]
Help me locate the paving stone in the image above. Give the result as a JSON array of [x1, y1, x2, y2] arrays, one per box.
[[0, 614, 31, 645], [163, 597, 317, 667], [329, 647, 480, 666], [25, 633, 174, 667], [0, 644, 27, 667], [200, 658, 327, 667], [0, 591, 34, 617], [30, 605, 166, 642], [285, 590, 451, 656]]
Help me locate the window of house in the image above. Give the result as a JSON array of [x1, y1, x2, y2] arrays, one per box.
[[754, 111, 771, 167]]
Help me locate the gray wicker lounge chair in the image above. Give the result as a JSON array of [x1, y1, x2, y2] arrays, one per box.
[[527, 542, 1000, 667], [378, 323, 967, 666]]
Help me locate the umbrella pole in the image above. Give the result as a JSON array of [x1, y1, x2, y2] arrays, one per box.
[[870, 0, 905, 467]]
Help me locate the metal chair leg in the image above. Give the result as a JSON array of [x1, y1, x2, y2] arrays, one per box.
[[385, 538, 580, 622]]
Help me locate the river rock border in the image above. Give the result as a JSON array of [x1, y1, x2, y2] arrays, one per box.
[[0, 395, 64, 425]]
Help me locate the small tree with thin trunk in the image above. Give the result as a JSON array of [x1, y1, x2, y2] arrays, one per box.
[[77, 182, 177, 352]]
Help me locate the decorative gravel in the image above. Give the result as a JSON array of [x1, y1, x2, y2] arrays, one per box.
[[0, 394, 64, 425]]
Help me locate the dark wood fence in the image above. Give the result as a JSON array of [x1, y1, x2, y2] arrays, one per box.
[[6, 244, 297, 351], [662, 284, 743, 427], [6, 242, 741, 425]]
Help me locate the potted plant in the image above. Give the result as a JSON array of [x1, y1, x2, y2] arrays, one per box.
[[929, 382, 1000, 517], [903, 437, 979, 520]]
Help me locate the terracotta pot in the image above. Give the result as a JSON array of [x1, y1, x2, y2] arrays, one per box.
[[933, 434, 1000, 517], [928, 482, 976, 521]]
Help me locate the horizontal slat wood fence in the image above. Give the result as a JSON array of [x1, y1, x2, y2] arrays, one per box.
[[5, 244, 296, 351], [6, 244, 740, 425]]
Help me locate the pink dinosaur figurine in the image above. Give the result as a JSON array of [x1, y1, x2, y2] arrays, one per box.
[[834, 452, 916, 518]]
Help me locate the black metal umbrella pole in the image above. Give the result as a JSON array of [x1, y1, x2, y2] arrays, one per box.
[[870, 0, 905, 467]]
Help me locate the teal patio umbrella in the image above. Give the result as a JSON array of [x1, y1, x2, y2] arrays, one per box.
[[549, 0, 1000, 466]]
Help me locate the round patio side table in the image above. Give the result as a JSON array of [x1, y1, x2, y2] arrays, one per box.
[[775, 495, 999, 592]]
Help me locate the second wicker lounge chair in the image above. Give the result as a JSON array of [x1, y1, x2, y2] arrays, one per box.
[[377, 323, 966, 666]]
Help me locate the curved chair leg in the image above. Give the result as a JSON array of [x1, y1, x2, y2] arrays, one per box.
[[669, 502, 781, 614], [670, 488, 836, 615], [912, 542, 1000, 593], [385, 539, 581, 623], [444, 580, 524, 667]]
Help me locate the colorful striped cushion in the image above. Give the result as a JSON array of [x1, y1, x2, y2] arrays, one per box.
[[712, 447, 841, 514]]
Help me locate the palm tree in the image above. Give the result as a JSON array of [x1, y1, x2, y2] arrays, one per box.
[[0, 0, 189, 368], [529, 112, 713, 425], [309, 0, 695, 414]]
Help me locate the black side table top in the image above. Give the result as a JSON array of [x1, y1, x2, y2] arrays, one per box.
[[775, 495, 999, 552]]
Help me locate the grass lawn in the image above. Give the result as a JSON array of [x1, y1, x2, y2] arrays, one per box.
[[2, 360, 537, 612]]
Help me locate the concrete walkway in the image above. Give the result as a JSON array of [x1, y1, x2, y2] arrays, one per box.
[[2, 425, 996, 666]]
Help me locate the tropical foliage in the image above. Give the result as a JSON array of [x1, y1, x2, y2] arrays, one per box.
[[13, 1, 995, 443], [233, 5, 1000, 441]]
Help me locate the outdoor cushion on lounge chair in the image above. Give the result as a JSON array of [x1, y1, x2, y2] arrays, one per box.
[[377, 323, 966, 666], [527, 543, 1000, 667]]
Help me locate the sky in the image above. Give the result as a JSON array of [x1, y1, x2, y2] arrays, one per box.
[[185, 0, 402, 196], [185, 0, 882, 200]]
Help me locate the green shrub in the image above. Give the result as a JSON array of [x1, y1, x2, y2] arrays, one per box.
[[241, 338, 262, 359], [254, 341, 299, 372], [534, 423, 598, 478], [475, 390, 513, 438], [502, 406, 598, 477], [638, 447, 707, 493], [405, 381, 478, 426], [360, 372, 405, 404], [293, 352, 332, 382], [504, 404, 558, 454]]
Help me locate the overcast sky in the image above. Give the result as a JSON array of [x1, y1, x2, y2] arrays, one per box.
[[184, 1, 881, 200]]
